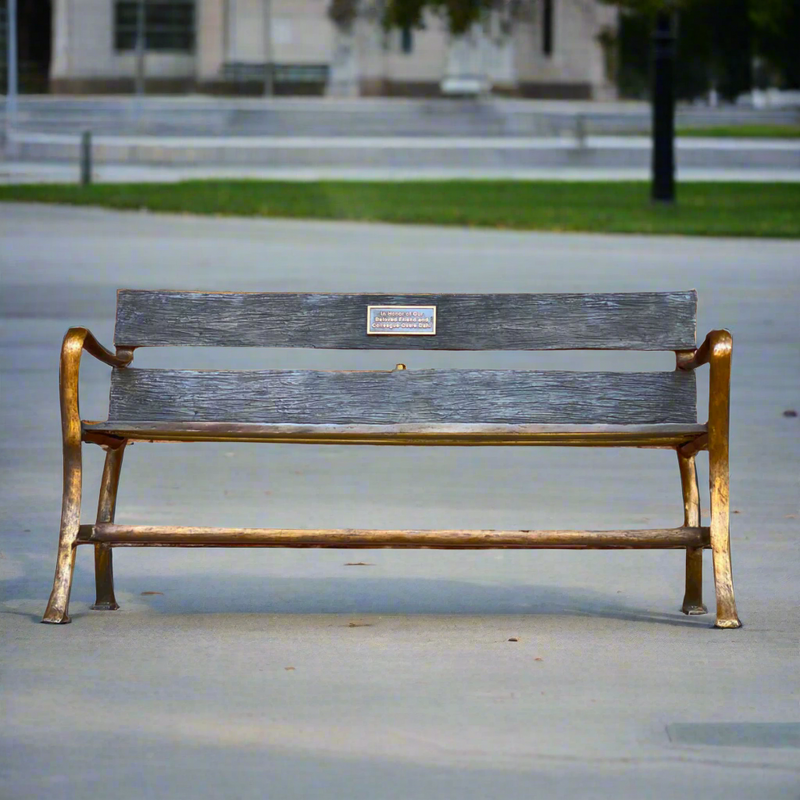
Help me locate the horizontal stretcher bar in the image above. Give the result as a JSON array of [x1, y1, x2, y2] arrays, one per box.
[[80, 525, 710, 549], [82, 422, 708, 449]]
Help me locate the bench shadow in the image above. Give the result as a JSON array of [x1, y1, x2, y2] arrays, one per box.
[[52, 574, 712, 628]]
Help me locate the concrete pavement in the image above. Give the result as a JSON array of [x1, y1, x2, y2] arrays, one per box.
[[1, 204, 798, 798]]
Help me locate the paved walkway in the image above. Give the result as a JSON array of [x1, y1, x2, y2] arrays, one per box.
[[3, 161, 800, 184], [1, 204, 798, 799]]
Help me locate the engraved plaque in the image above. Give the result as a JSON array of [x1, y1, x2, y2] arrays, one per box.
[[367, 305, 437, 335]]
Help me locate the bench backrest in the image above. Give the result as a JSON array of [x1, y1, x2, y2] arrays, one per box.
[[115, 291, 696, 351], [108, 291, 698, 426]]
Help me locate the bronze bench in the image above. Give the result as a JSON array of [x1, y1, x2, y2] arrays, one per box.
[[43, 290, 741, 628]]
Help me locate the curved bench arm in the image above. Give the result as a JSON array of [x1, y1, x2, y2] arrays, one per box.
[[676, 329, 732, 373], [61, 327, 133, 448], [676, 328, 732, 433]]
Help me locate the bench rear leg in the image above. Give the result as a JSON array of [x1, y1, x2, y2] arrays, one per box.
[[678, 451, 707, 615], [92, 443, 126, 611], [42, 440, 82, 624]]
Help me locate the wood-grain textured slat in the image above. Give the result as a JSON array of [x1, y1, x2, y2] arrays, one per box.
[[88, 524, 710, 549], [107, 368, 697, 425], [114, 291, 697, 350]]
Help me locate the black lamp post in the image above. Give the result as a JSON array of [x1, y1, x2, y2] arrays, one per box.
[[651, 8, 676, 203]]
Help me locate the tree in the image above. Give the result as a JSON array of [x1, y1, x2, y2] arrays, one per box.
[[750, 0, 800, 88], [614, 0, 799, 95], [377, 0, 678, 200], [381, 1, 525, 35]]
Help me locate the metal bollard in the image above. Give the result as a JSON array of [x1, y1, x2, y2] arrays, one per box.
[[80, 130, 92, 186], [574, 114, 586, 149]]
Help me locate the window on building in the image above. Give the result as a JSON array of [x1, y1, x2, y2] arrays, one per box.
[[400, 26, 413, 55], [114, 1, 196, 53], [542, 0, 554, 56]]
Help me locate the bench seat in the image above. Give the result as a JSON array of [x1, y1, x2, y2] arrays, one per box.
[[83, 421, 708, 448]]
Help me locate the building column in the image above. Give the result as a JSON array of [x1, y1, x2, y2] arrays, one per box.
[[197, 0, 225, 83], [50, 0, 71, 79]]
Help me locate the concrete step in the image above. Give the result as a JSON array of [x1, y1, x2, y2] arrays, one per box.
[[7, 132, 800, 170], [2, 96, 798, 137]]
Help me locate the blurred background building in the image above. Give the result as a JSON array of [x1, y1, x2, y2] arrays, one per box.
[[6, 0, 617, 99]]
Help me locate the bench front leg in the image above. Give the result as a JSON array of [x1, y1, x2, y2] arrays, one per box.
[[678, 450, 707, 615], [92, 442, 127, 611], [43, 332, 85, 623], [707, 331, 741, 629], [42, 328, 133, 624]]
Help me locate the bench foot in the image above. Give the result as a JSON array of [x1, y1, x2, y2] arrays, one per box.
[[91, 597, 119, 611], [42, 612, 72, 624], [710, 544, 741, 629], [42, 586, 73, 624], [682, 604, 708, 616]]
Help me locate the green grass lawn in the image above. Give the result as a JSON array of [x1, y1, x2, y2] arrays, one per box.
[[1, 180, 799, 237], [678, 124, 800, 138]]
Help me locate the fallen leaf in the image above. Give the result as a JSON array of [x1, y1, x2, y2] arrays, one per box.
[[733, 510, 741, 514], [782, 409, 798, 418], [344, 562, 374, 566], [785, 514, 797, 519], [508, 637, 519, 642], [348, 622, 371, 628], [534, 657, 543, 662], [284, 666, 295, 671], [23, 529, 31, 533], [140, 591, 164, 596]]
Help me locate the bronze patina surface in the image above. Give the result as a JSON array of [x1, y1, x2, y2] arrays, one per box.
[[42, 307, 740, 629]]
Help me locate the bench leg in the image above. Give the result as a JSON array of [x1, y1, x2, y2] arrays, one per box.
[[678, 451, 707, 615], [709, 435, 741, 629], [706, 331, 741, 629], [92, 443, 126, 611], [42, 440, 82, 624]]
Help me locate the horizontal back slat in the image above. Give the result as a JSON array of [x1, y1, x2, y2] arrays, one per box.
[[114, 291, 697, 350], [109, 369, 697, 425]]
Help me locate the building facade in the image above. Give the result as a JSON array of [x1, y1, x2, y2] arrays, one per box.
[[47, 0, 617, 98]]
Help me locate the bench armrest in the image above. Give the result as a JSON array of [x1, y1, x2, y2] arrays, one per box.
[[60, 328, 133, 449], [678, 330, 732, 461], [676, 329, 731, 373]]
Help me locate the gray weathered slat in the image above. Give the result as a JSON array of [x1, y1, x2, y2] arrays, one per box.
[[108, 368, 697, 425], [114, 291, 697, 350]]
